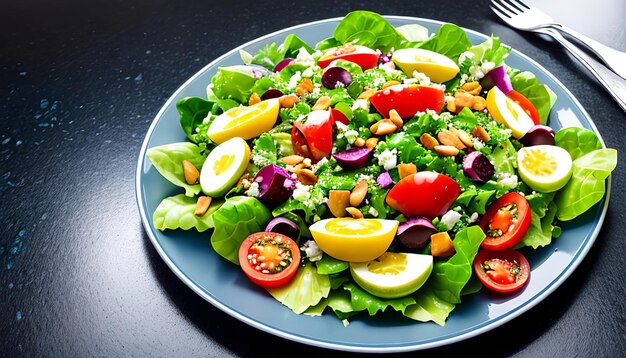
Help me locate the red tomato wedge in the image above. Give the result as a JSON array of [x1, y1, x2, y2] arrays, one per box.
[[479, 192, 531, 250], [473, 248, 530, 293], [386, 172, 461, 218], [330, 107, 349, 126], [317, 44, 379, 70], [238, 232, 301, 288], [507, 90, 540, 125], [369, 84, 445, 119], [291, 110, 334, 162]]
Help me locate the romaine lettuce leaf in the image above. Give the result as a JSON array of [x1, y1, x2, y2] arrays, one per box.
[[210, 196, 271, 264], [152, 194, 223, 232], [146, 142, 206, 197]]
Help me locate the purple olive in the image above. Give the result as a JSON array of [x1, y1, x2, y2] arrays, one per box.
[[332, 147, 373, 170], [520, 124, 555, 146], [254, 164, 295, 206], [321, 66, 352, 89], [396, 218, 437, 250], [463, 151, 495, 183], [261, 88, 284, 100], [265, 217, 300, 241], [273, 58, 295, 73]]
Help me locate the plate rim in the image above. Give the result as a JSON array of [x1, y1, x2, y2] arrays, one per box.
[[135, 15, 611, 352]]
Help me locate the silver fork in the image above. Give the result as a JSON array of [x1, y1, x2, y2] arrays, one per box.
[[491, 0, 626, 80], [491, 0, 626, 114]]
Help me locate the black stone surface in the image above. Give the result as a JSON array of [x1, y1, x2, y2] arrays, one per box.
[[1, 0, 625, 356]]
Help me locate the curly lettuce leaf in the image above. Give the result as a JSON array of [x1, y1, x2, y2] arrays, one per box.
[[267, 263, 331, 314], [146, 142, 206, 197], [177, 97, 215, 145], [343, 282, 416, 316], [426, 225, 485, 304], [517, 192, 558, 249], [152, 194, 223, 232], [210, 196, 271, 264]]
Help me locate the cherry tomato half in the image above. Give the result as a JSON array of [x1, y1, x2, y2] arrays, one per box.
[[386, 171, 461, 218], [291, 110, 334, 162], [507, 90, 540, 125], [369, 84, 445, 119], [238, 232, 301, 288], [317, 44, 379, 70], [479, 192, 531, 250], [473, 248, 530, 293]]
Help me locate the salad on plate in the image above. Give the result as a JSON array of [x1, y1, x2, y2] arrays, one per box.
[[145, 10, 616, 327]]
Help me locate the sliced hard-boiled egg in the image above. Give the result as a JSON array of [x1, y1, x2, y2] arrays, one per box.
[[207, 98, 279, 144], [517, 145, 573, 193], [486, 86, 535, 139], [200, 137, 250, 197], [350, 252, 433, 299], [309, 218, 399, 263], [391, 48, 460, 83]]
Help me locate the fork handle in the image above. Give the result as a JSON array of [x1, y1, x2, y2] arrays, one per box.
[[539, 28, 626, 114], [549, 24, 626, 80]]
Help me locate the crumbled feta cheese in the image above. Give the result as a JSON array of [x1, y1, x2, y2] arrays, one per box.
[[368, 206, 379, 217], [287, 71, 302, 89], [302, 66, 314, 78], [292, 182, 312, 202], [498, 173, 518, 188], [441, 210, 462, 230], [375, 148, 398, 170], [295, 47, 315, 67], [301, 240, 323, 262], [469, 212, 479, 224], [351, 98, 369, 111], [246, 182, 260, 197], [412, 71, 431, 86]]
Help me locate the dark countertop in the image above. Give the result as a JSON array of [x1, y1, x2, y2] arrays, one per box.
[[2, 0, 625, 356]]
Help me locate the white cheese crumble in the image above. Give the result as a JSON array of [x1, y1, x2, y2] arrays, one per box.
[[301, 240, 323, 262], [246, 182, 260, 197], [497, 173, 518, 188], [292, 182, 312, 202], [351, 98, 369, 111], [368, 206, 379, 217], [441, 210, 462, 230], [295, 47, 315, 67], [412, 70, 431, 86], [374, 148, 398, 170]]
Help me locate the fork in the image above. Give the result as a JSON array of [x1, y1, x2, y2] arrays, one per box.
[[491, 0, 626, 114], [490, 0, 626, 80]]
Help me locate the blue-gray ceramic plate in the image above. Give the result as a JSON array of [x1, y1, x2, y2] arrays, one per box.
[[135, 16, 610, 353]]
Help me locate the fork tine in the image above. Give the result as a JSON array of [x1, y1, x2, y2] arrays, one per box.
[[507, 0, 530, 10], [490, 0, 515, 18], [496, 0, 522, 15]]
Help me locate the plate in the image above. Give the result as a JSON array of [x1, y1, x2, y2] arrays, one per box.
[[135, 16, 610, 352]]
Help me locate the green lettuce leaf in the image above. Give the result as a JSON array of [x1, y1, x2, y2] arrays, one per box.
[[146, 142, 206, 197], [555, 148, 617, 221], [518, 192, 558, 249], [176, 97, 214, 145], [210, 196, 271, 264], [210, 65, 259, 104], [404, 286, 456, 326], [152, 194, 223, 232], [426, 226, 485, 304], [418, 24, 472, 61], [316, 255, 349, 275], [343, 282, 416, 316], [332, 10, 408, 53], [267, 263, 331, 314], [554, 127, 603, 160], [507, 69, 557, 124]]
